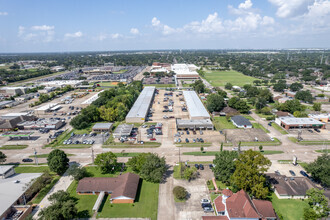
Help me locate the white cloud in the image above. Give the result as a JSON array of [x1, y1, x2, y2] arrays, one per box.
[[0, 12, 8, 16], [65, 31, 83, 38], [268, 0, 310, 18], [184, 12, 224, 33], [151, 17, 178, 35], [111, 33, 121, 39], [31, 25, 54, 31], [130, 28, 139, 35], [305, 0, 330, 25], [239, 0, 253, 9], [151, 17, 161, 27]]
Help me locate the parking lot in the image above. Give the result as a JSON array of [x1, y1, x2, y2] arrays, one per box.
[[63, 132, 109, 145], [268, 161, 306, 177], [224, 128, 272, 142], [288, 128, 330, 141]]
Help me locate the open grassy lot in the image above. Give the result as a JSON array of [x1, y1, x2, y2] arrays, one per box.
[[288, 137, 330, 145], [67, 166, 159, 219], [14, 166, 51, 173], [315, 149, 330, 153], [213, 116, 236, 130], [204, 70, 258, 87], [29, 153, 75, 158], [241, 115, 255, 120], [144, 84, 175, 88], [112, 69, 128, 74], [1, 145, 28, 150], [260, 150, 284, 155], [271, 193, 308, 220], [271, 122, 288, 134], [114, 152, 142, 157], [183, 151, 219, 156], [252, 123, 270, 133]]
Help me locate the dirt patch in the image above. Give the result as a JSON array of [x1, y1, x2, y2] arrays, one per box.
[[224, 128, 270, 142]]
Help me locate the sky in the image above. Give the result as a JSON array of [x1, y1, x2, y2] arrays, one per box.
[[0, 0, 329, 52]]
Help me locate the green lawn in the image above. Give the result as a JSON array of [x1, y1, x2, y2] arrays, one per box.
[[114, 152, 142, 157], [260, 150, 284, 155], [242, 115, 255, 120], [213, 116, 237, 130], [271, 193, 308, 220], [204, 70, 258, 87], [173, 164, 184, 179], [59, 145, 91, 149], [252, 123, 270, 133], [32, 176, 60, 204], [112, 69, 128, 74], [14, 166, 51, 173], [29, 153, 75, 158], [271, 122, 288, 134], [1, 145, 28, 150], [240, 138, 281, 146], [144, 84, 175, 88], [288, 137, 330, 145], [183, 151, 219, 156], [315, 149, 330, 153]]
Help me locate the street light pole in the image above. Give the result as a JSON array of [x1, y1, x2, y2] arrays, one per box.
[[91, 147, 94, 164], [33, 148, 38, 166]]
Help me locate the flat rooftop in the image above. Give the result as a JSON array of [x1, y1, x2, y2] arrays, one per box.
[[40, 80, 83, 86], [0, 165, 14, 175], [0, 173, 42, 216], [183, 91, 210, 119], [82, 91, 104, 105], [35, 103, 58, 111], [92, 123, 113, 130], [279, 117, 325, 125], [113, 124, 134, 136], [176, 119, 213, 126], [126, 86, 155, 119]]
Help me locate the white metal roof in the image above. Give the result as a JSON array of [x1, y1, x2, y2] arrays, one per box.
[[126, 86, 155, 119], [35, 103, 58, 111], [279, 117, 325, 125], [0, 165, 14, 175], [183, 91, 210, 119]]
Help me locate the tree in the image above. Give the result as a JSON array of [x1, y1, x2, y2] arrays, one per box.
[[183, 166, 198, 181], [303, 208, 318, 220], [173, 186, 187, 200], [127, 153, 149, 173], [212, 151, 238, 184], [220, 142, 223, 152], [225, 83, 233, 90], [306, 154, 330, 187], [259, 145, 263, 152], [296, 90, 313, 103], [231, 149, 271, 199], [94, 152, 118, 174], [306, 188, 329, 218], [139, 153, 167, 183], [67, 164, 87, 181], [206, 93, 225, 112], [312, 103, 321, 111], [38, 190, 77, 220], [279, 99, 305, 114], [273, 82, 287, 92], [0, 151, 6, 163], [192, 80, 205, 93], [200, 146, 204, 152], [47, 149, 69, 175], [289, 82, 303, 92], [228, 97, 250, 113]]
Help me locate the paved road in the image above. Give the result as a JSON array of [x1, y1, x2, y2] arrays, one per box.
[[157, 167, 175, 220]]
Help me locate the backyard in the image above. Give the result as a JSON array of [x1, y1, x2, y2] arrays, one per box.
[[271, 193, 308, 220], [203, 70, 258, 87], [213, 116, 236, 130]]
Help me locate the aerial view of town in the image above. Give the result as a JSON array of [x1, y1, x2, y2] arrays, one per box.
[[0, 1, 329, 220]]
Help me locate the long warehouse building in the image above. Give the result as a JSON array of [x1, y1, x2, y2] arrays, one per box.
[[126, 86, 156, 123], [183, 91, 210, 120]]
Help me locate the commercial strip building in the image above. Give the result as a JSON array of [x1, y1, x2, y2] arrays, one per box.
[[125, 86, 155, 123], [0, 166, 41, 219], [92, 123, 113, 132], [308, 113, 330, 123], [275, 116, 325, 130], [81, 91, 104, 106], [0, 100, 16, 109], [113, 124, 134, 138], [40, 80, 83, 88], [17, 118, 65, 130], [183, 91, 210, 120], [171, 64, 199, 79], [231, 115, 252, 128], [34, 103, 59, 114], [176, 119, 213, 130]]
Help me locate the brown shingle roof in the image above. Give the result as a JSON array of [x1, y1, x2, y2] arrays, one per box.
[[226, 190, 260, 219], [252, 199, 276, 218], [214, 195, 225, 212], [222, 189, 233, 197], [220, 107, 238, 114], [77, 173, 140, 200], [202, 216, 228, 220]]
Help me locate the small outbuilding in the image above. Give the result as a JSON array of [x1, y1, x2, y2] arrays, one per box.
[[92, 123, 113, 132], [231, 115, 252, 128]]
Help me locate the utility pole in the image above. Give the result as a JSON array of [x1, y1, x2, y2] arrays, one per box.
[[91, 147, 95, 164], [33, 148, 38, 166], [179, 146, 182, 178]]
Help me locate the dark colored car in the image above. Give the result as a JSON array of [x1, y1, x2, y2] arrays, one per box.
[[209, 164, 213, 169], [289, 170, 296, 176], [314, 129, 320, 133], [22, 158, 33, 162], [186, 130, 190, 135], [185, 138, 189, 143], [200, 138, 204, 143], [275, 170, 281, 175], [199, 164, 204, 170], [300, 170, 309, 177], [195, 164, 199, 169], [308, 129, 313, 133], [201, 203, 212, 208]]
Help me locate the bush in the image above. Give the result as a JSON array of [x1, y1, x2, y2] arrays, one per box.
[[266, 115, 275, 120], [173, 186, 188, 200]]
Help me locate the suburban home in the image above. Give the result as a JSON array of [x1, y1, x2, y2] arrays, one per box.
[[203, 189, 276, 220], [76, 172, 140, 204], [219, 107, 239, 116], [267, 173, 316, 199], [231, 115, 252, 128]]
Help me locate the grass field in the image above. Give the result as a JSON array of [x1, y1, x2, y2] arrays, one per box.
[[252, 123, 270, 133], [29, 153, 75, 158], [114, 152, 141, 157], [288, 137, 330, 145], [67, 166, 159, 219], [271, 193, 308, 220], [213, 117, 236, 130], [260, 150, 284, 155], [204, 70, 258, 87], [112, 69, 128, 74], [1, 145, 28, 150], [271, 122, 288, 134], [183, 151, 219, 156], [14, 166, 51, 173]]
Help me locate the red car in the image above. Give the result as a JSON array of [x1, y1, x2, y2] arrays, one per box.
[[150, 138, 156, 141]]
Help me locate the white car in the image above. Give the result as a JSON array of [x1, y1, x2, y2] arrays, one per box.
[[270, 137, 275, 141], [201, 199, 211, 204]]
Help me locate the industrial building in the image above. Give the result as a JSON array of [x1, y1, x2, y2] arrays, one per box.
[[40, 80, 83, 88], [17, 118, 65, 130], [183, 91, 210, 120], [176, 119, 213, 130], [38, 86, 56, 94], [34, 103, 59, 114], [81, 91, 104, 106], [0, 87, 28, 97], [0, 100, 16, 109], [0, 113, 36, 131], [0, 166, 15, 179], [92, 123, 113, 132], [275, 116, 325, 130], [171, 64, 200, 79], [113, 124, 134, 138], [125, 86, 155, 123]]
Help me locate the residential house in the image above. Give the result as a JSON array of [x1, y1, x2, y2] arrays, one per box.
[[231, 115, 252, 128]]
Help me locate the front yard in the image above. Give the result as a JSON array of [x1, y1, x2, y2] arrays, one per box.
[[213, 116, 237, 130]]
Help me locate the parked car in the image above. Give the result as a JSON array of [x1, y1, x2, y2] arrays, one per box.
[[22, 158, 33, 162], [195, 164, 199, 169], [270, 137, 275, 141], [209, 164, 213, 169], [289, 170, 296, 176], [201, 199, 211, 204], [200, 138, 204, 143], [300, 170, 309, 177], [186, 130, 190, 135], [200, 130, 203, 135], [201, 203, 212, 208], [314, 128, 320, 133], [185, 138, 189, 143], [275, 170, 281, 175], [150, 138, 156, 141], [199, 164, 204, 170], [193, 130, 196, 135], [308, 129, 313, 133], [203, 207, 214, 213]]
